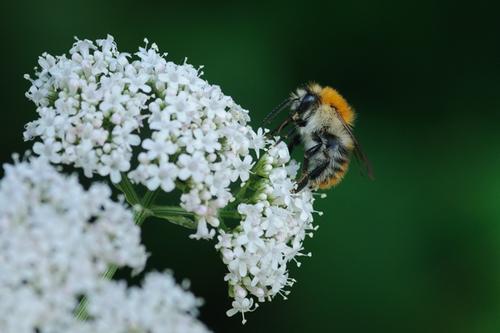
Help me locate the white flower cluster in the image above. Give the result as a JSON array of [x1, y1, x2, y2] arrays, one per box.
[[215, 142, 318, 323], [24, 35, 267, 239], [0, 157, 209, 333], [127, 42, 264, 240], [24, 36, 146, 183], [87, 272, 209, 333]]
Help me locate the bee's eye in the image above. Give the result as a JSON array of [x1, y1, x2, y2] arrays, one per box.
[[298, 93, 317, 112]]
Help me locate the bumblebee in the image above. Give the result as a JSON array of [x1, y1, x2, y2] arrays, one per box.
[[263, 83, 373, 192]]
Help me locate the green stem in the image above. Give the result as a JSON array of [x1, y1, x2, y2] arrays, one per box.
[[149, 205, 240, 232], [229, 157, 265, 209], [150, 205, 192, 217], [115, 175, 141, 206], [234, 181, 251, 204], [150, 205, 240, 220]]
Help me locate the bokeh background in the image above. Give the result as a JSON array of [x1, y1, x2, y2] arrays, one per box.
[[1, 0, 500, 332]]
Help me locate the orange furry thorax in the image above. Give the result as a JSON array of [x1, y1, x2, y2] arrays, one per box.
[[317, 86, 355, 125]]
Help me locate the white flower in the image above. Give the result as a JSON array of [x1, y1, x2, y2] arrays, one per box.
[[124, 65, 152, 94], [142, 134, 178, 161], [0, 157, 144, 331], [184, 128, 220, 154], [0, 157, 210, 333], [145, 163, 178, 192], [249, 128, 268, 158], [99, 150, 130, 183], [236, 220, 265, 253], [33, 140, 62, 163], [87, 272, 210, 333], [25, 35, 148, 183], [231, 155, 254, 182], [177, 152, 210, 183], [189, 217, 216, 240], [100, 84, 130, 113], [226, 297, 257, 324]]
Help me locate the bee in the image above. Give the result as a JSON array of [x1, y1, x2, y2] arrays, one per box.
[[263, 82, 374, 192]]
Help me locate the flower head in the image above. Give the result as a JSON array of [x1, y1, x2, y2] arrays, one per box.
[[25, 36, 261, 239], [215, 141, 320, 323], [86, 272, 210, 333], [0, 157, 209, 333], [24, 36, 145, 184]]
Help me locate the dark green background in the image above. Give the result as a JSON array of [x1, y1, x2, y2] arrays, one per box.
[[2, 1, 500, 332]]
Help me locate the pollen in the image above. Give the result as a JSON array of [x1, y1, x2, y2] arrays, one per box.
[[319, 86, 355, 125]]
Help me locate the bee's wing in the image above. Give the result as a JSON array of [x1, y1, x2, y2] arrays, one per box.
[[336, 113, 375, 180]]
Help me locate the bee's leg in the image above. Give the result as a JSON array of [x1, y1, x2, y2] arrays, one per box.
[[301, 133, 323, 172], [275, 126, 297, 146], [300, 144, 319, 174], [295, 160, 329, 193], [287, 132, 301, 154], [295, 175, 310, 193], [308, 160, 329, 181], [305, 142, 322, 158], [270, 118, 291, 136], [278, 118, 291, 133], [301, 156, 310, 175]]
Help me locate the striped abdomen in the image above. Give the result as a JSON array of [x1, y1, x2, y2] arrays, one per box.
[[315, 143, 352, 189]]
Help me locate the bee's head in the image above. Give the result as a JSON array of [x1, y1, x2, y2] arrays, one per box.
[[261, 82, 354, 128], [290, 84, 322, 113]]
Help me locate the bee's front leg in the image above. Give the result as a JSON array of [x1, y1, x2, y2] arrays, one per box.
[[270, 116, 293, 136], [274, 125, 297, 146]]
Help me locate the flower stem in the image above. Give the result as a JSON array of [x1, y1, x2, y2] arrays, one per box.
[[150, 205, 193, 217], [115, 175, 141, 205], [149, 205, 241, 221], [149, 205, 241, 230]]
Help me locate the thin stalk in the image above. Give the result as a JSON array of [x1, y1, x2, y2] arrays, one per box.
[[149, 205, 240, 232], [116, 175, 141, 205], [149, 205, 194, 217], [150, 205, 241, 221]]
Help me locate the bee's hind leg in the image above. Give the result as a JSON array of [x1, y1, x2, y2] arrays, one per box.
[[295, 174, 310, 193], [294, 160, 329, 193]]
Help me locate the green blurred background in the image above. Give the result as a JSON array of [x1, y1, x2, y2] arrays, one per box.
[[1, 0, 500, 332]]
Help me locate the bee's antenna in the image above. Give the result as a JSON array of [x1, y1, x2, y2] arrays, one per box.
[[261, 98, 293, 126]]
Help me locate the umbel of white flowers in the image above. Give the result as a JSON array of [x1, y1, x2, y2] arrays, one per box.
[[0, 157, 210, 333], [23, 36, 323, 323]]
